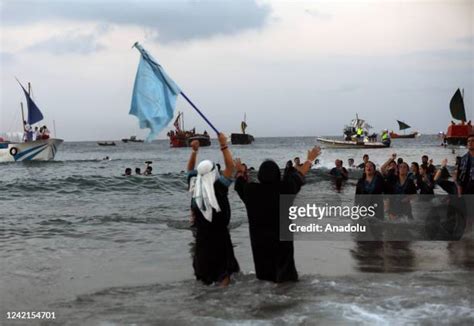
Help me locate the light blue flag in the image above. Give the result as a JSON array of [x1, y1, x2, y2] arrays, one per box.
[[130, 42, 181, 142]]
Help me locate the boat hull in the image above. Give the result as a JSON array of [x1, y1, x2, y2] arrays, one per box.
[[231, 133, 254, 145], [317, 138, 390, 149], [445, 124, 473, 146], [390, 132, 418, 139], [0, 138, 63, 162], [169, 134, 211, 147]]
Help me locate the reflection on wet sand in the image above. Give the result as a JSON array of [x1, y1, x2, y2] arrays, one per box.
[[351, 241, 416, 273], [447, 240, 474, 271]]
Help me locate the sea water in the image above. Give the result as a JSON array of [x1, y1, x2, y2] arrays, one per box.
[[0, 136, 472, 325]]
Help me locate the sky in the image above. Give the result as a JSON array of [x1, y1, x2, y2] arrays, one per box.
[[0, 0, 473, 141]]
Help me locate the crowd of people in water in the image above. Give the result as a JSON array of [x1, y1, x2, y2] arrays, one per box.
[[123, 161, 153, 176], [182, 133, 474, 287]]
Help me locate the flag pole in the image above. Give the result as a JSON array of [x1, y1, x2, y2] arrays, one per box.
[[179, 91, 219, 135]]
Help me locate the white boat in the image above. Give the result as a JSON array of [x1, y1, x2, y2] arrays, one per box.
[[317, 137, 389, 149], [0, 80, 63, 162], [0, 138, 63, 162]]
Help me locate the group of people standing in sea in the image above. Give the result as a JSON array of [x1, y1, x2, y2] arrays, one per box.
[[185, 133, 474, 286]]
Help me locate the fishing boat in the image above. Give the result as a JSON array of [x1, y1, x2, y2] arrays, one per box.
[[317, 114, 390, 149], [0, 81, 63, 162], [389, 120, 419, 139], [97, 141, 116, 146], [167, 111, 211, 147], [121, 136, 143, 143], [445, 89, 473, 146], [231, 114, 254, 145]]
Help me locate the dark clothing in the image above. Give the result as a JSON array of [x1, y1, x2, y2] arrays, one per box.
[[357, 162, 366, 169], [188, 171, 240, 284], [330, 167, 348, 180], [457, 153, 474, 194], [421, 163, 436, 177], [386, 177, 417, 218], [436, 167, 458, 195], [235, 168, 304, 283], [355, 172, 386, 219]]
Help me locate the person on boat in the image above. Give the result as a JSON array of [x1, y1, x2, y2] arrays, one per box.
[[124, 168, 132, 176], [187, 134, 239, 286], [23, 121, 33, 142], [358, 154, 369, 169], [356, 126, 364, 139], [381, 130, 391, 146], [135, 168, 142, 175], [421, 155, 436, 177], [234, 146, 321, 283], [456, 135, 474, 194], [33, 126, 39, 141], [294, 157, 303, 168], [355, 161, 386, 220], [42, 126, 50, 139], [330, 159, 348, 192]]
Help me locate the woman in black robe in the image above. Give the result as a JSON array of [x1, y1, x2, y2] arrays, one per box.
[[355, 161, 386, 220], [234, 146, 321, 283], [187, 134, 239, 286]]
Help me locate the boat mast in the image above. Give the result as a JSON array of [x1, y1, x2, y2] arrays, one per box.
[[20, 102, 25, 131]]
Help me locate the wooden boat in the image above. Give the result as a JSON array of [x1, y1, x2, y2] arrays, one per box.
[[231, 115, 254, 145], [389, 120, 419, 139], [445, 89, 473, 146], [167, 112, 211, 147], [121, 136, 143, 143], [317, 138, 389, 149], [98, 141, 116, 146]]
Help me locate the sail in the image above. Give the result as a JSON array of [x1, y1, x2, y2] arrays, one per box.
[[397, 120, 411, 130], [173, 112, 182, 131], [18, 81, 44, 125], [449, 88, 466, 121], [241, 120, 247, 134]]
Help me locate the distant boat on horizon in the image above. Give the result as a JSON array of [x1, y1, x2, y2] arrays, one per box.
[[389, 120, 419, 139], [231, 114, 254, 145], [444, 88, 473, 146]]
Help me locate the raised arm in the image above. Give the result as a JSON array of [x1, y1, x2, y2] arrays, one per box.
[[187, 140, 200, 171], [433, 158, 447, 182], [381, 153, 396, 175], [218, 133, 234, 178], [296, 146, 321, 176]]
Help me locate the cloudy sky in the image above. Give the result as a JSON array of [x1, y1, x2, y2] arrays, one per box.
[[1, 0, 472, 141]]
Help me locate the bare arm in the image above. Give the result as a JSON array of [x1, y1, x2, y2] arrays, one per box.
[[187, 140, 199, 171], [218, 133, 234, 178], [381, 153, 396, 175], [433, 158, 447, 182], [296, 146, 321, 176]]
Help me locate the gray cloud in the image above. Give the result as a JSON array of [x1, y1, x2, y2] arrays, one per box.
[[25, 28, 107, 55], [1, 0, 271, 43]]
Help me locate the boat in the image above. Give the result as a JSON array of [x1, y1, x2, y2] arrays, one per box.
[[317, 138, 389, 149], [167, 111, 211, 147], [445, 89, 473, 146], [317, 114, 390, 149], [121, 136, 143, 143], [389, 120, 419, 139], [97, 141, 116, 146], [231, 114, 254, 145], [0, 81, 63, 162]]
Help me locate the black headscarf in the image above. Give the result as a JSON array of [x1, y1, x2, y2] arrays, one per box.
[[258, 160, 281, 184]]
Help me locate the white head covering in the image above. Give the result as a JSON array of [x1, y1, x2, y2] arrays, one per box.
[[190, 160, 221, 222]]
